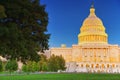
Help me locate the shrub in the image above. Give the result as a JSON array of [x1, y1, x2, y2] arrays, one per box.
[[48, 55, 66, 72], [22, 61, 39, 73], [5, 60, 18, 73], [0, 60, 3, 72], [39, 54, 48, 71]]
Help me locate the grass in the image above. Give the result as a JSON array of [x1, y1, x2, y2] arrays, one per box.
[[0, 73, 120, 80]]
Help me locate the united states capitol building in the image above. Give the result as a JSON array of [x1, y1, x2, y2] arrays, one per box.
[[48, 4, 120, 73]]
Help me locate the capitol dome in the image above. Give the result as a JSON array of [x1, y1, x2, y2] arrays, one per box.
[[78, 5, 108, 44]]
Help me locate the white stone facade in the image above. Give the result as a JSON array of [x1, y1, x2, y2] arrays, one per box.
[[50, 44, 120, 73], [49, 5, 120, 73]]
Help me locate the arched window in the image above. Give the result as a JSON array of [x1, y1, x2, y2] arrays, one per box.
[[91, 64, 94, 68], [116, 65, 118, 68], [102, 64, 104, 68], [96, 64, 99, 68], [112, 64, 115, 68], [107, 64, 109, 68], [86, 64, 89, 68], [81, 64, 83, 67]]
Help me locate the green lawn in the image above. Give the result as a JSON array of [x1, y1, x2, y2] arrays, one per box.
[[0, 73, 120, 80]]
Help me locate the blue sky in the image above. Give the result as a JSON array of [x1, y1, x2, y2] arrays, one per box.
[[41, 0, 120, 47]]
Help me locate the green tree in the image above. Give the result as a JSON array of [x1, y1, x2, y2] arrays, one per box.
[[48, 55, 57, 71], [0, 60, 3, 72], [22, 61, 39, 73], [31, 61, 39, 72], [56, 55, 66, 70], [48, 55, 66, 72], [22, 64, 27, 72], [5, 60, 18, 73], [39, 54, 48, 71], [41, 62, 48, 71], [0, 0, 50, 63], [0, 5, 6, 18]]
